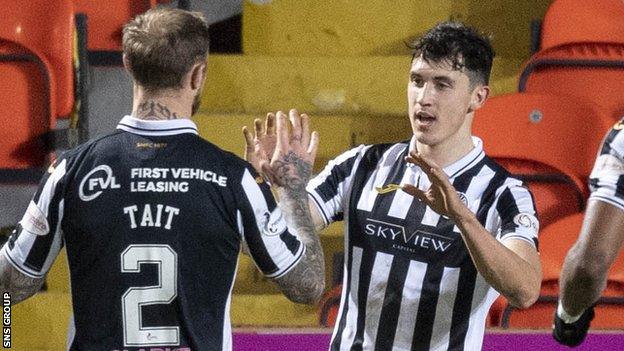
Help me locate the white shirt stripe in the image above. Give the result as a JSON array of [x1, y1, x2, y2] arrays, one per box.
[[362, 252, 394, 349], [339, 246, 364, 350], [392, 260, 428, 350]]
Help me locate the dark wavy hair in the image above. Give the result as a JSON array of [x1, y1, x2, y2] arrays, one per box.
[[409, 21, 494, 86]]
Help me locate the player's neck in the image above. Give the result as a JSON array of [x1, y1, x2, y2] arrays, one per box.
[[415, 133, 475, 169], [131, 85, 192, 120]]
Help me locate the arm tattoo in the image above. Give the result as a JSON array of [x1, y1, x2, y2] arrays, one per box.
[[137, 100, 180, 120], [0, 255, 44, 304], [273, 152, 325, 304]]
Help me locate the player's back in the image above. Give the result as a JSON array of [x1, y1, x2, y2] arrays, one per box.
[[60, 118, 247, 350]]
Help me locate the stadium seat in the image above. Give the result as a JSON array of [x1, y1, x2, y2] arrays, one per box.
[[473, 93, 612, 228], [0, 44, 50, 170], [501, 213, 624, 329], [518, 42, 624, 121], [74, 0, 169, 53], [0, 0, 75, 119], [540, 0, 624, 51]]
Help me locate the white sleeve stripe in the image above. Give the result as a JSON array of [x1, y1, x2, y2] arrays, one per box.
[[236, 210, 244, 238], [37, 159, 67, 218], [307, 146, 364, 187], [240, 169, 304, 276], [589, 194, 624, 212], [308, 192, 330, 226], [500, 235, 537, 248], [265, 244, 306, 279], [1, 247, 46, 278], [40, 199, 65, 274]]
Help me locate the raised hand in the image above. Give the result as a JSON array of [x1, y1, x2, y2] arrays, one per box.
[[243, 112, 277, 176], [265, 109, 319, 190], [401, 151, 467, 218]]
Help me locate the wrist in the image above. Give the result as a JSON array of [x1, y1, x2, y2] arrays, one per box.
[[450, 205, 476, 226]]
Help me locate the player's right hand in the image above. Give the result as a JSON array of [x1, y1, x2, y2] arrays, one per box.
[[264, 109, 319, 189], [552, 306, 595, 347]]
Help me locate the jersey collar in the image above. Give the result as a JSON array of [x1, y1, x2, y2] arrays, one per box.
[[116, 115, 199, 136], [407, 136, 485, 179]]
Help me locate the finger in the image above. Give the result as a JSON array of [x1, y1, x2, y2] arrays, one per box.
[[275, 111, 290, 151], [242, 126, 254, 152], [410, 151, 440, 170], [289, 109, 302, 142], [401, 184, 430, 204], [307, 131, 319, 162], [266, 112, 275, 135], [301, 113, 311, 148], [254, 118, 263, 138], [405, 152, 443, 182], [428, 166, 455, 191]]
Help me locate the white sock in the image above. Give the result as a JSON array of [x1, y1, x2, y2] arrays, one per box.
[[557, 301, 583, 324]]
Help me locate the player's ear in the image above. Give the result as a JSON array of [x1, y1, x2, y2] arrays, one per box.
[[468, 84, 490, 113], [190, 61, 207, 91]]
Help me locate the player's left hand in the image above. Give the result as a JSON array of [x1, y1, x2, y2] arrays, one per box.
[[401, 151, 467, 219], [243, 112, 277, 177]]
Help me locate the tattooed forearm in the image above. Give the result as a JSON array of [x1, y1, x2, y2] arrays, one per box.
[[275, 238, 325, 304], [272, 152, 325, 304], [136, 100, 180, 120], [0, 255, 44, 304]]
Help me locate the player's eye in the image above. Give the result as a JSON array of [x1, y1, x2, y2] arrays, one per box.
[[410, 75, 424, 87]]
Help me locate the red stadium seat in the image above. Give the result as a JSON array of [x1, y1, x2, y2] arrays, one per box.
[[502, 213, 624, 329], [74, 0, 170, 52], [473, 93, 612, 228], [0, 0, 75, 119], [540, 0, 624, 51], [0, 43, 49, 170], [0, 0, 76, 171], [519, 43, 624, 121]]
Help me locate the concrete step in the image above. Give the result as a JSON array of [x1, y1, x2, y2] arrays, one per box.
[[242, 0, 551, 59], [200, 55, 521, 115]]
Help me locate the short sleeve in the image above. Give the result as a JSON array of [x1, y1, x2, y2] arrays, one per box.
[[495, 184, 539, 249], [1, 157, 68, 278], [306, 145, 366, 226], [234, 167, 305, 279], [588, 121, 624, 211]]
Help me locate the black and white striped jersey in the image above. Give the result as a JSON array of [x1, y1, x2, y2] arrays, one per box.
[[1, 116, 305, 351], [589, 118, 624, 211], [308, 137, 539, 351]]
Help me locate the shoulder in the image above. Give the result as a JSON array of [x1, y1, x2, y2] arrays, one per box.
[[598, 119, 624, 159]]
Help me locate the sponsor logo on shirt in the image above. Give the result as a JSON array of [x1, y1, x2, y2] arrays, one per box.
[[365, 218, 454, 253], [79, 165, 121, 201], [20, 201, 49, 236]]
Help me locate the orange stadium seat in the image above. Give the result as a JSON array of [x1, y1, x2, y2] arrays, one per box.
[[0, 0, 74, 119], [540, 0, 624, 51], [0, 43, 49, 170], [74, 0, 169, 52], [520, 1, 624, 120], [0, 0, 75, 171], [519, 42, 624, 121], [501, 213, 624, 329], [473, 93, 612, 228]]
